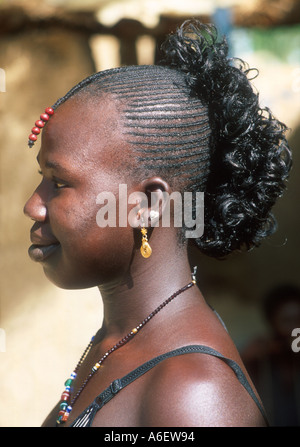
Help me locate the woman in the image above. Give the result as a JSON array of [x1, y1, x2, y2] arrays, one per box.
[[24, 20, 291, 427]]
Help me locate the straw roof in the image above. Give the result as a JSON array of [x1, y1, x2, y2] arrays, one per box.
[[0, 0, 300, 36]]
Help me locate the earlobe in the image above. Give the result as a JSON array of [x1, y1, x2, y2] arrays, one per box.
[[140, 176, 171, 225], [129, 177, 171, 256]]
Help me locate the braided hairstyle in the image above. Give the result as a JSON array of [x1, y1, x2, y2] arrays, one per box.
[[52, 20, 291, 259]]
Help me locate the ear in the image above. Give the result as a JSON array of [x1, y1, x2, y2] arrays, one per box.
[[130, 177, 171, 228]]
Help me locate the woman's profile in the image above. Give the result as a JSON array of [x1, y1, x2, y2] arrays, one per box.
[[23, 20, 291, 427]]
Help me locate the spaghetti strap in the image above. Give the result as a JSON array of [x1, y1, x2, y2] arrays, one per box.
[[71, 344, 269, 427]]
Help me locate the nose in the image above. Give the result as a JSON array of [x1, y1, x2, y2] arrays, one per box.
[[23, 189, 47, 222]]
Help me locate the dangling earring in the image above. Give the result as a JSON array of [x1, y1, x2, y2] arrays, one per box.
[[140, 217, 152, 258]]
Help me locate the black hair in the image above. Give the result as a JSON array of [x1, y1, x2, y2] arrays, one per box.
[[51, 20, 292, 259]]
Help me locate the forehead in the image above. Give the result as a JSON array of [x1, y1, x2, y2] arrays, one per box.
[[40, 93, 130, 171]]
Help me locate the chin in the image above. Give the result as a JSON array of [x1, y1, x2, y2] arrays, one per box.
[[42, 266, 100, 290]]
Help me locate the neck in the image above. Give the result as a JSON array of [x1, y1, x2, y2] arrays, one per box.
[[98, 231, 195, 338]]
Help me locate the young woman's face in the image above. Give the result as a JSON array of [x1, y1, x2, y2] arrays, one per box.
[[24, 95, 138, 289]]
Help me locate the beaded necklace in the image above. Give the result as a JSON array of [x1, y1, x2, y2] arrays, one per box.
[[56, 268, 197, 425]]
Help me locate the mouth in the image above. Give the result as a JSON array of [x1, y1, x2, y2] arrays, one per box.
[[28, 241, 61, 263]]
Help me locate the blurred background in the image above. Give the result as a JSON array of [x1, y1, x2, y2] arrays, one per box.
[[0, 0, 300, 427]]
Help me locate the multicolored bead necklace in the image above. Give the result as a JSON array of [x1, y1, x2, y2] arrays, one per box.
[[56, 268, 197, 426]]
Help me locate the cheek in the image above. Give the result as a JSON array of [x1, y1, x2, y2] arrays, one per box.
[[50, 194, 97, 240], [44, 189, 139, 288], [46, 211, 136, 289], [46, 228, 135, 289]]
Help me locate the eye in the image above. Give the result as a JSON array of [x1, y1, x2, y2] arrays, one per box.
[[53, 177, 67, 190], [38, 170, 66, 189]]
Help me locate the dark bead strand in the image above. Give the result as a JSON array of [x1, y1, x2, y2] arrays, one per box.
[[56, 279, 195, 425]]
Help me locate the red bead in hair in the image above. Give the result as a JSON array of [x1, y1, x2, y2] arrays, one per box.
[[28, 107, 54, 148], [45, 107, 54, 115], [35, 120, 45, 128], [40, 113, 49, 121]]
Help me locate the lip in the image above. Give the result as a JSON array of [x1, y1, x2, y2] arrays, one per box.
[[28, 242, 61, 262], [29, 231, 61, 263]]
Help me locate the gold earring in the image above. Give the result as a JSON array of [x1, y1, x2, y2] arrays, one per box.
[[140, 218, 152, 258]]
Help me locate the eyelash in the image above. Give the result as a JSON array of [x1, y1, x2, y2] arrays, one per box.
[[38, 170, 67, 189]]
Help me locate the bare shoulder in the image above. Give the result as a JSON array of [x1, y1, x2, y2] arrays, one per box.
[[138, 350, 266, 427]]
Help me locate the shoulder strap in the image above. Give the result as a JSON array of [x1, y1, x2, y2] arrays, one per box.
[[71, 344, 269, 427]]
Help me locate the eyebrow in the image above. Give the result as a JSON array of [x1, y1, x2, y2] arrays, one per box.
[[36, 154, 68, 173]]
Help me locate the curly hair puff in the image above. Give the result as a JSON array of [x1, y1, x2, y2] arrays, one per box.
[[160, 20, 292, 258]]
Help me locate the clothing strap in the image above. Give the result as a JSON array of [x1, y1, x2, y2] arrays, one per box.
[[71, 344, 269, 427]]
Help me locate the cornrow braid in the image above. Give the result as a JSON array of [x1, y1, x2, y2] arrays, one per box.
[[53, 64, 212, 193]]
